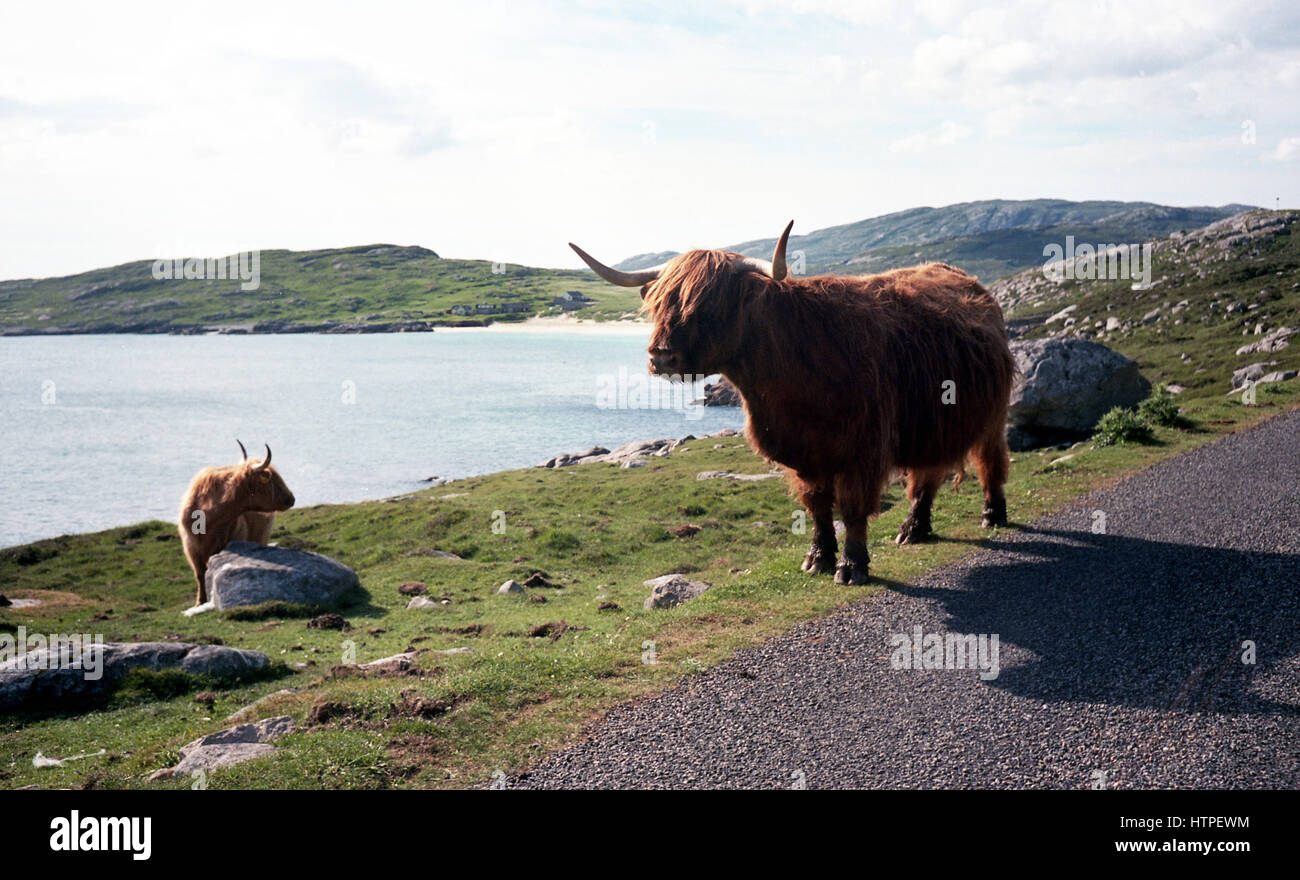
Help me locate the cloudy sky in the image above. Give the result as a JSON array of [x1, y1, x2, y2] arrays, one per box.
[[1, 0, 1297, 279]]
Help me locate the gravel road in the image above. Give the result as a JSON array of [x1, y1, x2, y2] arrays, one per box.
[[519, 409, 1300, 789]]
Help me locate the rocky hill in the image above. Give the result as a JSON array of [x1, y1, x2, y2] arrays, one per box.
[[617, 199, 1254, 281], [993, 209, 1299, 399]]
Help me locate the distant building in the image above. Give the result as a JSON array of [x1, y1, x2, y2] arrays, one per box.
[[475, 303, 500, 314], [500, 301, 530, 313], [556, 290, 593, 303], [448, 304, 473, 316], [552, 290, 593, 310]]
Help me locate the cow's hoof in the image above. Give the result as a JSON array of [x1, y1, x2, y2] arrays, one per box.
[[981, 505, 1008, 529], [833, 559, 870, 585], [801, 546, 836, 574], [895, 515, 932, 545]]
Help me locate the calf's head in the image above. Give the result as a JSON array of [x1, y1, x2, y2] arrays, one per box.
[[235, 440, 296, 512], [569, 221, 793, 376]]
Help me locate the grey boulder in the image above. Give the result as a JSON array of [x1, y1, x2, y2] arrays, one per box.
[[166, 715, 295, 778], [1007, 338, 1151, 449], [205, 541, 361, 610], [699, 377, 742, 406], [1231, 361, 1279, 390], [0, 642, 269, 713], [1235, 326, 1295, 356], [643, 574, 711, 610]]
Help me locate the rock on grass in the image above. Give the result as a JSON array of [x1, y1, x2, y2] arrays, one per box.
[[643, 574, 711, 610], [153, 715, 295, 779], [1, 642, 269, 713]]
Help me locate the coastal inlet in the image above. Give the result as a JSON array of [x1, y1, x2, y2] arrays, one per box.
[[0, 329, 745, 547]]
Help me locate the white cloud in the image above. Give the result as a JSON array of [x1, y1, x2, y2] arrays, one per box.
[[888, 120, 974, 153], [1269, 136, 1300, 160]]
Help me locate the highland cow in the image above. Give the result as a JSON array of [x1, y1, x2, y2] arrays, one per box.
[[570, 222, 1015, 584], [178, 441, 295, 606]]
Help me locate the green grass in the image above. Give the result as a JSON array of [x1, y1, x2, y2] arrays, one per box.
[[0, 244, 644, 334]]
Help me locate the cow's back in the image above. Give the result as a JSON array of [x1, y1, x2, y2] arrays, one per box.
[[862, 266, 1013, 468]]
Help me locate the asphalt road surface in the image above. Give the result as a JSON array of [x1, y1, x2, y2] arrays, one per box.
[[519, 409, 1300, 789]]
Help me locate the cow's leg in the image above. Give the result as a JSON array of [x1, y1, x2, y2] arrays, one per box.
[[835, 510, 870, 585], [833, 469, 886, 586], [896, 467, 946, 544], [193, 562, 208, 606], [972, 432, 1010, 528], [798, 482, 837, 574]]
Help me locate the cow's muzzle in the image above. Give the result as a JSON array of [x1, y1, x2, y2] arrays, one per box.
[[648, 348, 683, 376]]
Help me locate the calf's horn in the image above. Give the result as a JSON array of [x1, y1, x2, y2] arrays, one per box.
[[258, 444, 272, 470], [236, 439, 248, 461], [569, 242, 665, 287]]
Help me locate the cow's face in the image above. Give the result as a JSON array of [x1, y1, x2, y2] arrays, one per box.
[[568, 221, 794, 379], [234, 443, 295, 512], [642, 250, 750, 377], [242, 464, 296, 512]]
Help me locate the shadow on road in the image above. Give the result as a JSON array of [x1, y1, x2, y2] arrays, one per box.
[[895, 525, 1300, 715]]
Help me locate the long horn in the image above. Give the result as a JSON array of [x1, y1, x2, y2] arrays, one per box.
[[569, 242, 665, 287], [771, 219, 793, 281], [236, 439, 248, 461], [734, 220, 793, 280], [258, 444, 272, 470]]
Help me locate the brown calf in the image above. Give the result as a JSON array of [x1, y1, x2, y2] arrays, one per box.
[[178, 441, 295, 605]]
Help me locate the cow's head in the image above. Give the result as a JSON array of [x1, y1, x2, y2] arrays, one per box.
[[569, 221, 793, 376], [235, 440, 296, 512]]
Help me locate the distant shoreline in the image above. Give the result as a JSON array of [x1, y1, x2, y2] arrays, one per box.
[[439, 315, 649, 334], [0, 314, 651, 338]]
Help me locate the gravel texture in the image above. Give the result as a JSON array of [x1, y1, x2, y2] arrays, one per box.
[[519, 410, 1300, 789]]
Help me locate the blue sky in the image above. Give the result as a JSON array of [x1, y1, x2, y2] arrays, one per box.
[[1, 0, 1297, 278]]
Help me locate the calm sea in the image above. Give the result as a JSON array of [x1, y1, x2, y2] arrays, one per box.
[[0, 329, 746, 547]]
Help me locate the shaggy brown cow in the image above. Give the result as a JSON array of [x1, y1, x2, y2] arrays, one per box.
[[570, 222, 1015, 584], [178, 441, 295, 605]]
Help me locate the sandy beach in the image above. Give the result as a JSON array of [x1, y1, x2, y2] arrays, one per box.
[[439, 315, 651, 334]]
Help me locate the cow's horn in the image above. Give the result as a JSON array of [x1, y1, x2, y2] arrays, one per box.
[[771, 219, 793, 281], [236, 439, 248, 461], [258, 444, 272, 470], [735, 220, 793, 281], [569, 242, 665, 287]]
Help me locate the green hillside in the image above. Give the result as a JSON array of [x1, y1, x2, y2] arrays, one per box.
[[0, 244, 641, 336], [992, 209, 1300, 399]]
